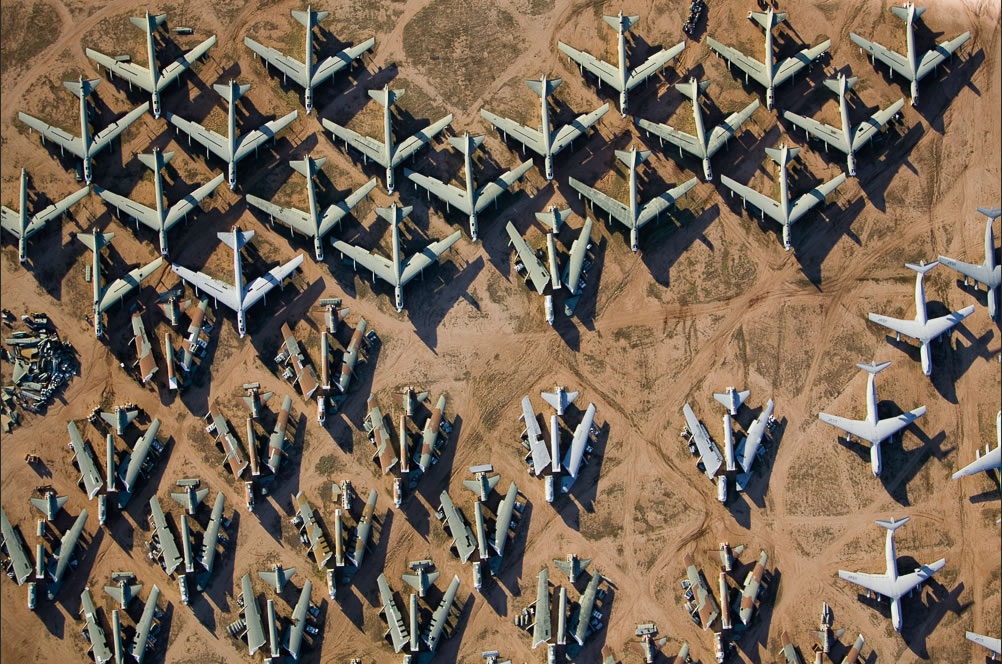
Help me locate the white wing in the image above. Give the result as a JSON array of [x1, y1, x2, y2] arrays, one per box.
[[171, 263, 241, 312], [242, 254, 305, 309], [626, 42, 686, 90], [851, 99, 905, 151], [168, 112, 230, 161], [789, 173, 846, 224], [783, 110, 850, 154], [399, 231, 461, 285], [244, 37, 308, 87], [94, 186, 159, 230], [915, 33, 970, 81], [850, 33, 913, 79], [391, 114, 453, 167], [24, 186, 89, 238], [774, 41, 831, 87], [839, 559, 945, 599], [683, 403, 723, 478], [311, 38, 375, 87], [707, 37, 769, 87], [246, 195, 314, 236], [18, 112, 85, 158], [159, 36, 216, 90], [551, 103, 609, 154], [636, 118, 704, 159], [318, 178, 378, 237], [323, 118, 386, 166], [557, 42, 621, 90], [473, 160, 533, 214], [506, 221, 549, 295], [481, 109, 545, 155], [404, 169, 470, 216], [706, 99, 760, 156], [720, 174, 784, 224], [637, 177, 698, 227], [568, 176, 630, 226], [234, 111, 298, 161], [86, 48, 153, 92], [98, 257, 164, 312], [952, 445, 1001, 479], [90, 103, 149, 156], [164, 174, 225, 228], [333, 240, 396, 284]]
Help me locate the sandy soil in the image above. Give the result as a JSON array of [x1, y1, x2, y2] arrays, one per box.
[[1, 0, 1000, 663]]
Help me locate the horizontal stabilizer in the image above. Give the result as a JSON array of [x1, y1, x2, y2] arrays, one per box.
[[78, 231, 114, 253], [217, 227, 255, 250], [369, 87, 404, 107], [64, 78, 101, 99], [977, 206, 1001, 220], [823, 76, 857, 95], [535, 207, 572, 232], [447, 134, 485, 155], [526, 77, 562, 98], [749, 10, 786, 30], [856, 361, 891, 375], [130, 13, 166, 30], [604, 13, 639, 32], [765, 146, 800, 165], [290, 156, 325, 178], [875, 516, 909, 531], [137, 151, 174, 171], [891, 5, 925, 22], [905, 260, 939, 274], [213, 81, 251, 103], [292, 8, 328, 26], [615, 148, 651, 167], [375, 205, 412, 223], [676, 78, 710, 100]]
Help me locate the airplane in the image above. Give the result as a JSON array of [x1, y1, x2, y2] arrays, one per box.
[[266, 395, 294, 473], [247, 155, 377, 260], [402, 560, 439, 598], [684, 552, 719, 630], [554, 553, 591, 584], [635, 623, 658, 663], [239, 383, 272, 420], [738, 550, 768, 625], [938, 206, 1001, 319], [491, 481, 521, 570], [636, 77, 759, 181], [100, 405, 139, 435], [245, 6, 373, 114], [80, 587, 113, 664], [130, 584, 160, 664], [337, 317, 368, 393], [542, 386, 579, 416], [952, 410, 1001, 480], [529, 567, 551, 648], [819, 361, 925, 477], [364, 395, 398, 474], [463, 464, 501, 502], [284, 579, 313, 659], [571, 571, 602, 645], [559, 216, 596, 316], [196, 492, 225, 587], [560, 402, 598, 494], [868, 261, 975, 376], [734, 398, 775, 490], [207, 405, 249, 478], [148, 496, 182, 575], [68, 421, 104, 499], [322, 85, 453, 193], [811, 602, 846, 654], [18, 77, 149, 184], [437, 490, 476, 563], [713, 387, 750, 416], [332, 203, 461, 312], [130, 312, 158, 383], [314, 297, 349, 334], [506, 221, 553, 296], [394, 386, 427, 419], [850, 2, 970, 106], [171, 225, 304, 338], [569, 146, 698, 252], [94, 148, 223, 256], [258, 563, 296, 593], [46, 509, 88, 600], [520, 395, 552, 476], [104, 571, 142, 609], [536, 205, 573, 233], [683, 402, 725, 480], [481, 75, 608, 180], [778, 631, 804, 664], [783, 74, 904, 177], [179, 297, 209, 373], [0, 507, 34, 585], [558, 11, 685, 117], [238, 573, 267, 656], [707, 7, 831, 110], [966, 631, 1001, 660], [842, 634, 866, 664], [29, 491, 67, 521], [720, 144, 846, 251], [839, 516, 948, 632], [293, 491, 332, 570], [157, 286, 188, 325], [117, 417, 161, 500], [404, 132, 533, 240], [78, 230, 164, 337], [1, 168, 89, 262], [423, 575, 461, 652], [167, 80, 297, 189], [418, 393, 448, 471], [377, 573, 410, 653], [280, 322, 320, 399]]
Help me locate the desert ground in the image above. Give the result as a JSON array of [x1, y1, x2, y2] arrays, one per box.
[[1, 0, 1000, 662]]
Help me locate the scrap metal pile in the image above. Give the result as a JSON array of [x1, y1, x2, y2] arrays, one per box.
[[2, 310, 78, 431]]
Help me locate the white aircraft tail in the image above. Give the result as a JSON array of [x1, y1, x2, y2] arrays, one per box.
[[213, 81, 251, 103], [976, 206, 1001, 221], [137, 151, 174, 172], [749, 10, 786, 30], [368, 87, 404, 107], [447, 134, 485, 155], [290, 156, 325, 178], [292, 8, 328, 27], [64, 78, 101, 99], [765, 145, 800, 165], [535, 207, 572, 232], [891, 4, 925, 23], [856, 361, 892, 375], [78, 231, 114, 253], [375, 205, 412, 224], [616, 148, 651, 168], [875, 516, 909, 532], [526, 77, 562, 98], [823, 76, 857, 95], [603, 13, 639, 32], [218, 227, 254, 250], [130, 12, 166, 31], [676, 78, 710, 100], [905, 260, 939, 275]]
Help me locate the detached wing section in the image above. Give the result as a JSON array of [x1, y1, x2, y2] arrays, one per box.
[[773, 40, 832, 87], [98, 258, 165, 312], [399, 231, 461, 285], [683, 403, 723, 478], [312, 38, 375, 87], [481, 109, 545, 155], [626, 42, 686, 90], [244, 38, 308, 87], [234, 111, 299, 162], [707, 38, 769, 87]]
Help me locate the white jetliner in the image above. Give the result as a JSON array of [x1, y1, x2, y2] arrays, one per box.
[[1, 168, 88, 262], [171, 226, 304, 338], [783, 73, 904, 176], [94, 148, 224, 256], [481, 75, 608, 180], [721, 143, 846, 251], [966, 631, 1001, 660], [938, 207, 1001, 320], [167, 80, 298, 189], [569, 146, 697, 252], [868, 261, 975, 376], [560, 403, 597, 493], [850, 2, 970, 106], [245, 5, 373, 114], [636, 77, 759, 181], [838, 517, 945, 632], [735, 398, 775, 490], [713, 386, 750, 416], [86, 11, 216, 119], [707, 7, 830, 110], [19, 77, 149, 184], [818, 362, 925, 477], [246, 155, 377, 260], [323, 86, 452, 193], [952, 410, 1001, 481], [541, 386, 578, 416], [558, 11, 685, 117]]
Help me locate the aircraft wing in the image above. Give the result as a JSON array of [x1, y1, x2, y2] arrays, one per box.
[[626, 42, 686, 90], [789, 173, 847, 224], [81, 588, 113, 663], [562, 403, 597, 481], [0, 508, 33, 585], [68, 423, 104, 499], [23, 185, 90, 238], [312, 38, 376, 87], [636, 118, 704, 159], [18, 112, 85, 158], [199, 492, 225, 571], [131, 584, 159, 663], [551, 103, 609, 154], [97, 257, 164, 312], [493, 481, 518, 555], [916, 33, 971, 81], [391, 114, 453, 167], [244, 37, 308, 88], [952, 445, 1000, 479], [0, 207, 18, 236], [171, 263, 240, 312], [637, 177, 698, 228], [937, 256, 997, 289], [242, 254, 304, 310], [234, 111, 299, 162], [473, 159, 533, 214], [333, 240, 397, 284], [840, 558, 945, 599], [851, 98, 905, 150], [319, 178, 378, 237], [284, 580, 312, 657], [47, 510, 87, 587], [120, 418, 160, 492], [966, 632, 1002, 656], [568, 176, 630, 226], [520, 395, 551, 475], [241, 574, 267, 655], [561, 216, 593, 292], [869, 306, 975, 344], [323, 119, 387, 166], [377, 573, 409, 653], [683, 403, 723, 478], [737, 399, 774, 474], [167, 113, 230, 161], [149, 497, 182, 574], [86, 48, 154, 92], [480, 109, 545, 155], [404, 169, 471, 216], [706, 37, 769, 87], [159, 36, 217, 90], [424, 575, 460, 651], [557, 42, 622, 90], [93, 185, 159, 230], [439, 491, 476, 563], [164, 174, 225, 228], [506, 221, 550, 295], [783, 110, 849, 153], [532, 568, 551, 647], [90, 103, 149, 157], [246, 195, 314, 236], [572, 571, 601, 645], [850, 33, 912, 80], [774, 40, 832, 87], [399, 231, 461, 285]]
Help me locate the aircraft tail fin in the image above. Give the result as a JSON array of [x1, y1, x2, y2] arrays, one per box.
[[823, 76, 857, 95], [368, 87, 404, 107], [137, 151, 174, 172], [526, 77, 562, 98], [856, 361, 892, 375], [765, 145, 800, 165], [78, 231, 114, 253], [891, 5, 925, 22], [292, 8, 328, 27], [676, 78, 710, 100], [375, 205, 412, 224], [290, 156, 325, 178], [217, 227, 255, 251], [904, 260, 939, 274], [875, 516, 910, 532], [615, 148, 651, 168], [749, 10, 786, 30], [213, 82, 251, 103], [64, 78, 101, 99], [447, 134, 485, 156], [603, 13, 639, 32], [130, 13, 166, 31], [976, 206, 1001, 221]]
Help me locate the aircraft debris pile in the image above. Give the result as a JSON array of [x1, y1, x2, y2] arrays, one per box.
[[2, 313, 78, 431]]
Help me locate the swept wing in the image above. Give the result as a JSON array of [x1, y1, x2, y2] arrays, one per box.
[[506, 222, 549, 294]]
